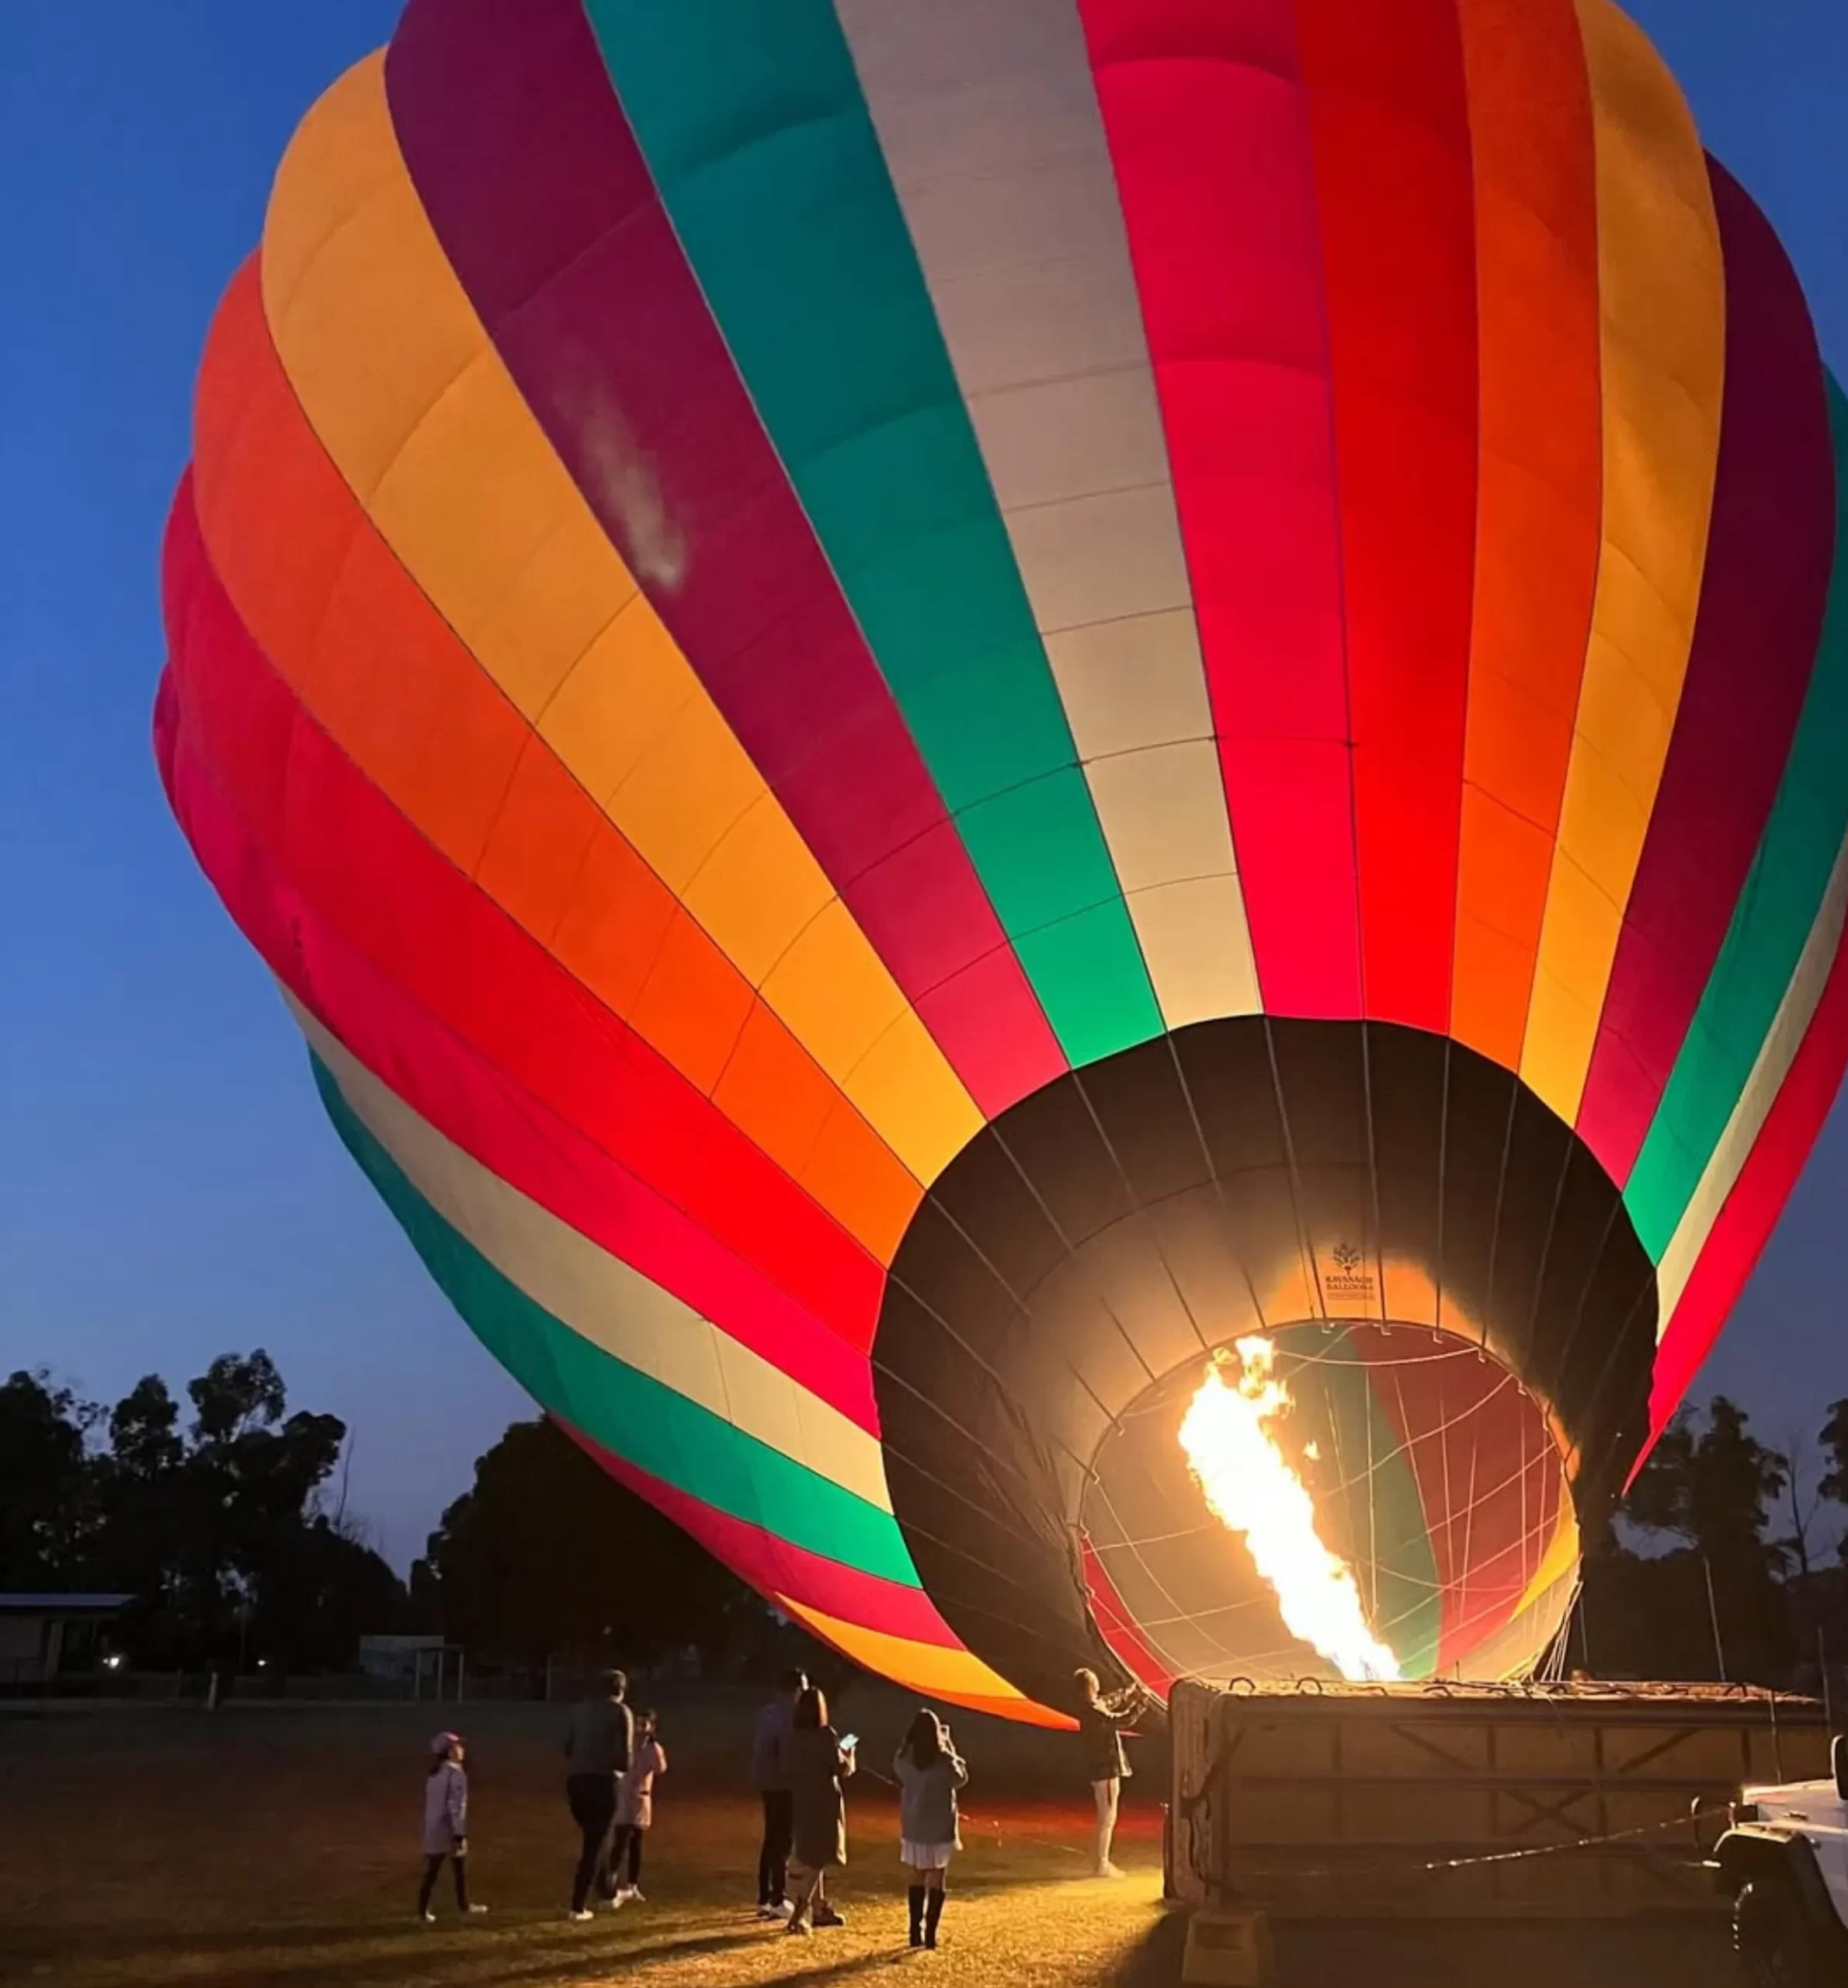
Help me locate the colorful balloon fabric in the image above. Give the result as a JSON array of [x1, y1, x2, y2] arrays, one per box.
[[158, 0, 1848, 1712]]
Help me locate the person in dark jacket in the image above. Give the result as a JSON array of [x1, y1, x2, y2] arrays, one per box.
[[751, 1667, 807, 1918], [784, 1686, 855, 1935], [894, 1708, 967, 1948], [1075, 1667, 1148, 1878], [564, 1669, 634, 1920]]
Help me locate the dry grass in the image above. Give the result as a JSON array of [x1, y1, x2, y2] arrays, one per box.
[[0, 1691, 1175, 1988], [0, 1691, 1737, 1987]]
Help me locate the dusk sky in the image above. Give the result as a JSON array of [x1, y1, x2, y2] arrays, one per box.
[[5, 1, 1847, 1570]]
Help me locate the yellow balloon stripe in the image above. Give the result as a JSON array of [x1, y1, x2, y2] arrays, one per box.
[[775, 1596, 1074, 1729], [258, 57, 981, 1194], [1521, 0, 1725, 1121]]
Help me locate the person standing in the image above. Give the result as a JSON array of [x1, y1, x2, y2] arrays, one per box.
[[785, 1686, 855, 1934], [564, 1668, 634, 1920], [418, 1732, 489, 1921], [893, 1708, 967, 1949], [752, 1667, 807, 1919], [1075, 1668, 1147, 1878], [611, 1708, 668, 1903]]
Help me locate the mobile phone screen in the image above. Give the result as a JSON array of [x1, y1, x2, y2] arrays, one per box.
[[839, 1733, 858, 1751]]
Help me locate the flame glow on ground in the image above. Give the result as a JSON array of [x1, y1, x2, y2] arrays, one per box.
[[1179, 1337, 1401, 1682]]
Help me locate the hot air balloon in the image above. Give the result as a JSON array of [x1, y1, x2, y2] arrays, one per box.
[[157, 0, 1848, 1717]]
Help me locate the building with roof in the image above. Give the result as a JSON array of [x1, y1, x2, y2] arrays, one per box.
[[0, 1594, 133, 1688]]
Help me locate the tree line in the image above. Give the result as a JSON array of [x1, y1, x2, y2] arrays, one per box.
[[5, 1349, 1847, 1687], [1579, 1395, 1848, 1687], [2, 1352, 403, 1671], [0, 1351, 815, 1680]]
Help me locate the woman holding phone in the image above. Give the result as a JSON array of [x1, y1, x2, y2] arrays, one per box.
[[783, 1686, 855, 1934]]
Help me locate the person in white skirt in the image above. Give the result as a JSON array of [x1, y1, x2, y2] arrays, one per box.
[[892, 1709, 967, 1949]]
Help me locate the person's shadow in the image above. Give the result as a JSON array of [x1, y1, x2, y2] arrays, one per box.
[[0, 1921, 773, 1988]]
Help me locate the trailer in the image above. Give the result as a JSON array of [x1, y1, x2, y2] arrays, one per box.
[[1167, 1677, 1832, 1919]]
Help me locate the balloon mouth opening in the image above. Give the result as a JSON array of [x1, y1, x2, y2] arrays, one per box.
[[1079, 1319, 1579, 1692]]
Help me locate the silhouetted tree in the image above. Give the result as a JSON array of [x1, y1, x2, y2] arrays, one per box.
[[254, 1515, 405, 1672], [0, 1371, 97, 1587], [2, 1353, 403, 1673], [90, 1375, 188, 1647], [1821, 1398, 1848, 1514], [1618, 1397, 1792, 1683], [420, 1418, 749, 1666], [179, 1353, 349, 1653], [1775, 1430, 1825, 1587]]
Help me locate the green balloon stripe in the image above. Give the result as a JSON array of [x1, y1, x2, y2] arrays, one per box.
[[582, 0, 1161, 1063], [311, 1053, 922, 1588], [1626, 376, 1848, 1258]]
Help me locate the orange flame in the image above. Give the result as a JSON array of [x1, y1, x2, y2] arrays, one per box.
[[1178, 1337, 1399, 1682]]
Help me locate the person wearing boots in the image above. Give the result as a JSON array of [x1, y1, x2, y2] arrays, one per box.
[[893, 1708, 967, 1949], [784, 1687, 855, 1934]]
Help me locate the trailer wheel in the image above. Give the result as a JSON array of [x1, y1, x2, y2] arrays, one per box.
[[1735, 1874, 1819, 1988]]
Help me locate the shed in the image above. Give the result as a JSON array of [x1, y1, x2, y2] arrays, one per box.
[[0, 1594, 134, 1687]]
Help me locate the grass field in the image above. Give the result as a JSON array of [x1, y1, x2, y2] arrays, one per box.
[[0, 1687, 1740, 1986]]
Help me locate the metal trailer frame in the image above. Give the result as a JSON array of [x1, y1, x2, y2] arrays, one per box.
[[1168, 1677, 1832, 1919]]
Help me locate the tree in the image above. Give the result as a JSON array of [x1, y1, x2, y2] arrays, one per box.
[[1774, 1430, 1825, 1587], [254, 1515, 405, 1673], [1576, 1541, 1711, 1681], [422, 1418, 773, 1670], [2, 1350, 405, 1673], [1821, 1398, 1848, 1515], [1621, 1409, 1697, 1538], [0, 1371, 97, 1587], [183, 1353, 348, 1635], [1618, 1396, 1793, 1683], [89, 1375, 190, 1656], [85, 1352, 351, 1667]]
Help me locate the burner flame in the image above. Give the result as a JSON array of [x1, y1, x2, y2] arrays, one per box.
[[1178, 1337, 1400, 1682]]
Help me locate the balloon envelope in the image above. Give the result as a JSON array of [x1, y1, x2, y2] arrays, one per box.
[[158, 0, 1848, 1715]]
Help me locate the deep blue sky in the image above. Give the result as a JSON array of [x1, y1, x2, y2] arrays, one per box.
[[4, 3, 1846, 1569]]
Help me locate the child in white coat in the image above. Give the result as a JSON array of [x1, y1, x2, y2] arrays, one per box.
[[419, 1732, 488, 1921], [611, 1709, 668, 1903]]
